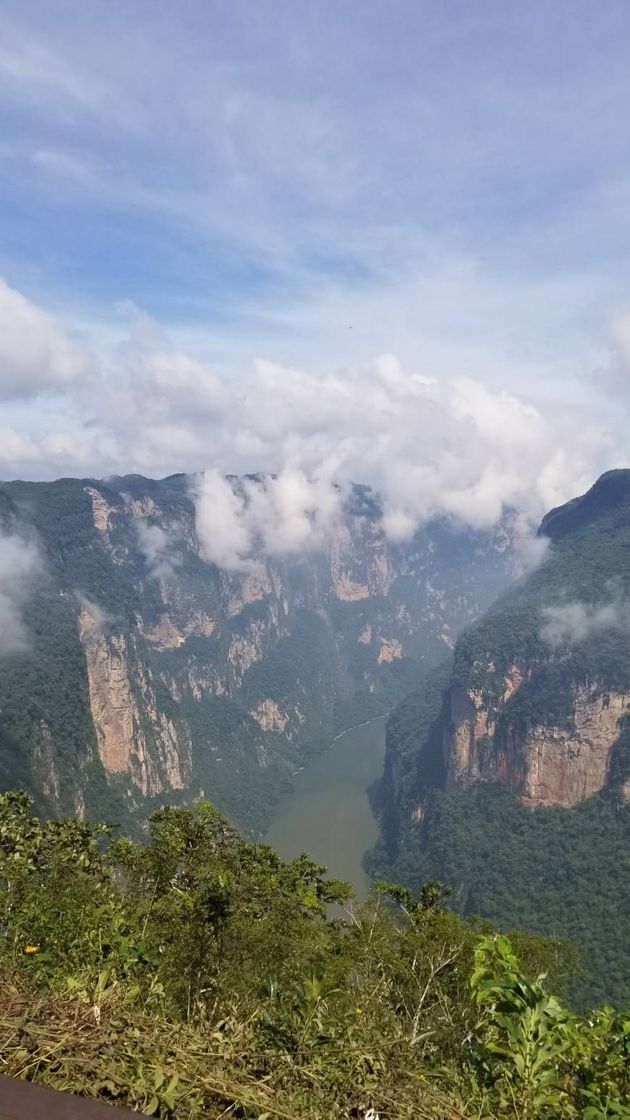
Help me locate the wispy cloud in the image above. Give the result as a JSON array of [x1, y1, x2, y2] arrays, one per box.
[[0, 528, 42, 655], [541, 589, 630, 648], [135, 520, 182, 580]]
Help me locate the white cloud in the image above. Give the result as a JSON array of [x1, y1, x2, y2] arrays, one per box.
[[193, 470, 254, 572], [0, 283, 623, 565], [513, 529, 551, 575], [0, 528, 41, 655], [192, 467, 343, 572], [135, 520, 181, 580], [0, 279, 91, 400], [74, 591, 111, 630], [541, 596, 630, 648]]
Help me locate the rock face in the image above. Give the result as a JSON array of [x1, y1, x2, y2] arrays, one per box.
[[419, 471, 630, 812], [443, 672, 630, 807], [250, 699, 290, 734], [0, 472, 517, 829], [78, 606, 189, 797]]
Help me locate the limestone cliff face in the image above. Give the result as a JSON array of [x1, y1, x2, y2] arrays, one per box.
[[330, 522, 395, 601], [443, 668, 630, 808], [78, 607, 190, 797]]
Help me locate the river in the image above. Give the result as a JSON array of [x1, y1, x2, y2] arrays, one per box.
[[265, 715, 387, 896]]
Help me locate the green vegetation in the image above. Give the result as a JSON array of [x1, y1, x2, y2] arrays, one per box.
[[371, 783, 630, 1010], [370, 471, 630, 1014], [1, 791, 628, 1119]]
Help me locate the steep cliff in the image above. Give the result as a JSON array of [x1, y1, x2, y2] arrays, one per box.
[[370, 469, 630, 1007], [0, 472, 516, 831], [437, 470, 630, 809]]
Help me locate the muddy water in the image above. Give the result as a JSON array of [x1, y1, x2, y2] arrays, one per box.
[[265, 716, 387, 896]]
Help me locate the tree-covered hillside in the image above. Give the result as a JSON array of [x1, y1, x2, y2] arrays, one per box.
[[370, 470, 630, 1009]]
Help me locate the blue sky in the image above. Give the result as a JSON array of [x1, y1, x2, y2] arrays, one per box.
[[3, 1, 630, 337], [0, 1, 629, 527]]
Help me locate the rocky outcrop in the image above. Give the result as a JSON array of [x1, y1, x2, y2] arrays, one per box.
[[443, 668, 630, 808], [32, 722, 61, 806], [226, 570, 273, 616], [85, 486, 115, 534], [506, 688, 629, 808], [78, 607, 189, 796], [377, 637, 403, 664], [250, 699, 289, 733], [228, 620, 268, 682], [144, 611, 215, 650], [330, 523, 395, 601]]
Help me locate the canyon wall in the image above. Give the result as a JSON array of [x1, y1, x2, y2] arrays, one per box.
[[0, 473, 517, 830]]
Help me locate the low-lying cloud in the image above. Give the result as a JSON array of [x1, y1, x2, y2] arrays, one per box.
[[186, 352, 610, 569], [541, 596, 630, 648], [0, 529, 42, 655], [193, 468, 342, 572], [0, 282, 623, 572], [74, 591, 111, 630], [136, 520, 182, 580]]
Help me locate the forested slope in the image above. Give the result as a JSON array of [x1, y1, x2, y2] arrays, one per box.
[[370, 470, 630, 1007]]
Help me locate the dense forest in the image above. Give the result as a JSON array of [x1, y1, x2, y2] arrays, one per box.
[[1, 792, 628, 1119]]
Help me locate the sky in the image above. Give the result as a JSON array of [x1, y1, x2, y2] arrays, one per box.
[[2, 0, 630, 552]]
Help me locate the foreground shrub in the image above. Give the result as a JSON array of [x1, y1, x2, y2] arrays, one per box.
[[0, 792, 628, 1118]]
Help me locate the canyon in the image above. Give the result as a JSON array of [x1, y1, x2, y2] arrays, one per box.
[[0, 472, 516, 831]]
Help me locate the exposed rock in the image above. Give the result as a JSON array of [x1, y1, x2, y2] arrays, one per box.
[[508, 689, 629, 808], [335, 574, 370, 601], [145, 614, 187, 650], [78, 607, 188, 796], [228, 620, 267, 681], [250, 699, 289, 733], [145, 611, 215, 650], [32, 722, 61, 805], [444, 669, 630, 808], [227, 569, 273, 616], [85, 486, 115, 534], [377, 637, 403, 664], [125, 496, 159, 518], [371, 549, 394, 595]]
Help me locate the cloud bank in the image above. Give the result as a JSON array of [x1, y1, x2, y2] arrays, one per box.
[[0, 529, 41, 655], [0, 279, 624, 571], [541, 596, 630, 648], [194, 468, 343, 572], [0, 279, 91, 400]]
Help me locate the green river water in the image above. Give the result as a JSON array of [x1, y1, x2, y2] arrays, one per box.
[[265, 716, 387, 896]]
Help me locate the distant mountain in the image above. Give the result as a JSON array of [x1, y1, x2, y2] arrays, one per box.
[[370, 469, 630, 1007], [0, 473, 516, 833]]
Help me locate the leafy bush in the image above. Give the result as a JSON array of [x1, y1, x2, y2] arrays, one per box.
[[0, 792, 628, 1118]]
